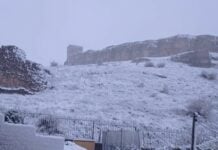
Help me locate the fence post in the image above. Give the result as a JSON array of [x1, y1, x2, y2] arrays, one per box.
[[98, 129, 102, 142], [137, 129, 141, 149], [191, 112, 197, 150], [120, 128, 123, 150], [92, 121, 95, 140]]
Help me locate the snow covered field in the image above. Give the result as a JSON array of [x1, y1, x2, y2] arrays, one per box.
[[0, 55, 218, 130], [64, 142, 86, 150]]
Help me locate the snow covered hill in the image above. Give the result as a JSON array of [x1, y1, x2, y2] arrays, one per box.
[[0, 54, 218, 130]]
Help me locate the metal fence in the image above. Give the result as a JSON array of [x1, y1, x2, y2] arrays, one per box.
[[102, 129, 140, 150], [1, 108, 218, 150], [0, 108, 136, 141], [195, 122, 218, 150]]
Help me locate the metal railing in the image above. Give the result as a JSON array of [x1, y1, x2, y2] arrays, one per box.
[[1, 108, 218, 149]]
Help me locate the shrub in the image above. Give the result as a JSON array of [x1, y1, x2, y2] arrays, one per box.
[[187, 99, 213, 119], [44, 69, 52, 75], [137, 83, 145, 88], [210, 55, 218, 61], [50, 61, 58, 67], [157, 63, 165, 68], [132, 57, 150, 65], [144, 61, 154, 67], [96, 60, 103, 66], [200, 71, 216, 80], [150, 93, 157, 97], [160, 84, 169, 94], [36, 115, 62, 135], [4, 109, 24, 124]]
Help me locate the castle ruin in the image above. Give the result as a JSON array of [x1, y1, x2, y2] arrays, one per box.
[[65, 35, 218, 67]]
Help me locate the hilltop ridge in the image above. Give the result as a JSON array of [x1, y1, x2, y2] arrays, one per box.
[[65, 34, 218, 66]]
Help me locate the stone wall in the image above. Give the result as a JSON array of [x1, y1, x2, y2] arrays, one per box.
[[64, 35, 218, 66], [0, 113, 64, 150], [171, 50, 212, 67]]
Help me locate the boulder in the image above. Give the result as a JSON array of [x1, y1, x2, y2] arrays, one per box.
[[0, 45, 50, 94]]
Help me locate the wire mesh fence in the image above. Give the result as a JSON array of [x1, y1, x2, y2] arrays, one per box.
[[141, 129, 191, 149], [195, 122, 218, 150], [0, 108, 137, 141], [1, 108, 218, 149], [102, 129, 141, 150]]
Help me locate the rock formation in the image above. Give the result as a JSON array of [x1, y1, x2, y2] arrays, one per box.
[[171, 50, 212, 67], [0, 45, 50, 94], [65, 35, 218, 67]]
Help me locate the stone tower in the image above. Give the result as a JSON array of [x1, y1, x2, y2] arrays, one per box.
[[64, 45, 83, 65]]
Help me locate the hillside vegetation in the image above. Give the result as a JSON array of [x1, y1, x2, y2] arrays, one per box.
[[1, 54, 218, 130]]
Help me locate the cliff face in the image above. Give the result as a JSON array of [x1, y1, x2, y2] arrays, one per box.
[[0, 46, 50, 94], [65, 35, 218, 66], [171, 50, 212, 67]]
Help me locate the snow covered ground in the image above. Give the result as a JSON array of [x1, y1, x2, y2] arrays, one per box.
[[0, 54, 218, 130], [64, 142, 86, 150]]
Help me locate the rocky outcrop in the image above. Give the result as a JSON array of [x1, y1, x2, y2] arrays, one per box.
[[0, 45, 50, 94], [171, 50, 212, 67], [65, 35, 218, 67]]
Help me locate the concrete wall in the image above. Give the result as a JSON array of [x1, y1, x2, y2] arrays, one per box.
[[0, 114, 64, 150]]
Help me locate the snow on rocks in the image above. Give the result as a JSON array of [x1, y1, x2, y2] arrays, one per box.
[[0, 45, 51, 94], [174, 34, 196, 39], [0, 45, 26, 62]]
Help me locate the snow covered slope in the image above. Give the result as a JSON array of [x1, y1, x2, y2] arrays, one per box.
[[0, 55, 218, 130]]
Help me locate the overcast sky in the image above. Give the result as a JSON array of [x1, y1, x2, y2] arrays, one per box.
[[0, 0, 218, 65]]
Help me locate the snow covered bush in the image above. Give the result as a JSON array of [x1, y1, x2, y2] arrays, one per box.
[[132, 57, 150, 65], [157, 62, 165, 68], [96, 60, 103, 66], [200, 71, 216, 80], [144, 61, 154, 67], [36, 115, 62, 135], [4, 109, 24, 124], [50, 61, 58, 67], [160, 84, 169, 94], [137, 83, 145, 88], [210, 54, 218, 61], [187, 99, 213, 119]]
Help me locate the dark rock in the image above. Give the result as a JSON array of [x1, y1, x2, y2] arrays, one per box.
[[0, 45, 50, 93], [0, 87, 32, 95], [153, 74, 167, 78]]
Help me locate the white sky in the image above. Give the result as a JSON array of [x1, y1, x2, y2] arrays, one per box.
[[0, 0, 218, 65]]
